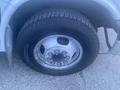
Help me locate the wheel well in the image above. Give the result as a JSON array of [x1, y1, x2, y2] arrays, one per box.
[[9, 0, 116, 41]]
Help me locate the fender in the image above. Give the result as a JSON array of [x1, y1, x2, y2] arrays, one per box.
[[0, 0, 120, 54]]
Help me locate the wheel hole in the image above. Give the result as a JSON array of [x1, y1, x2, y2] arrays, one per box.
[[40, 45, 45, 54], [72, 52, 77, 59], [57, 37, 69, 45]]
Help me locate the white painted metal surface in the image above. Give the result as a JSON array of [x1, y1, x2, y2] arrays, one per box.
[[0, 0, 28, 52]]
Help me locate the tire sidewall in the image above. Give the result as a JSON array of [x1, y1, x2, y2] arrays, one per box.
[[17, 18, 99, 75]]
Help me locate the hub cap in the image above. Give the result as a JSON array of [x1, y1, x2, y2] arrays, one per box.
[[34, 35, 83, 70]]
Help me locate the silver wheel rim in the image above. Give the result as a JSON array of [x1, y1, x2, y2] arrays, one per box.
[[34, 35, 83, 70]]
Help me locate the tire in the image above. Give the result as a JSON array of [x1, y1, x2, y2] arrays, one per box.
[[16, 9, 99, 76]]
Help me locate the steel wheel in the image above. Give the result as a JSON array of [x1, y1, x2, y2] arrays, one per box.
[[34, 35, 83, 70]]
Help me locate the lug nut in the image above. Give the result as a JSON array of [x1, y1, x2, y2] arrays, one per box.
[[61, 62, 65, 66], [46, 57, 51, 61], [54, 49, 60, 55], [47, 52, 53, 58], [57, 62, 62, 67], [54, 62, 58, 66], [66, 56, 70, 60], [51, 61, 55, 65], [62, 51, 68, 57]]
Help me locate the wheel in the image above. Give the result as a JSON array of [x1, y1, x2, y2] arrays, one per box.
[[16, 9, 99, 75]]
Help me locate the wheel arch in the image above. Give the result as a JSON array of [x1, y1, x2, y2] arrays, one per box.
[[1, 0, 120, 52]]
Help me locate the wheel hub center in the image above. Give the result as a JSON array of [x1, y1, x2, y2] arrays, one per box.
[[52, 54, 66, 61], [45, 48, 71, 66]]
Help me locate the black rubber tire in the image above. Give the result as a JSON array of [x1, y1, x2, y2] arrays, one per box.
[[16, 9, 99, 76]]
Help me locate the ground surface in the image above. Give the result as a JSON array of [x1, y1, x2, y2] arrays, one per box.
[[1, 0, 120, 90], [0, 28, 120, 90]]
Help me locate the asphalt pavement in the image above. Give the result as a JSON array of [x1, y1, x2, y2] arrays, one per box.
[[0, 28, 120, 90]]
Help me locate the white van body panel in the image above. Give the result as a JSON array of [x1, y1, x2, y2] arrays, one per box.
[[0, 0, 28, 52]]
